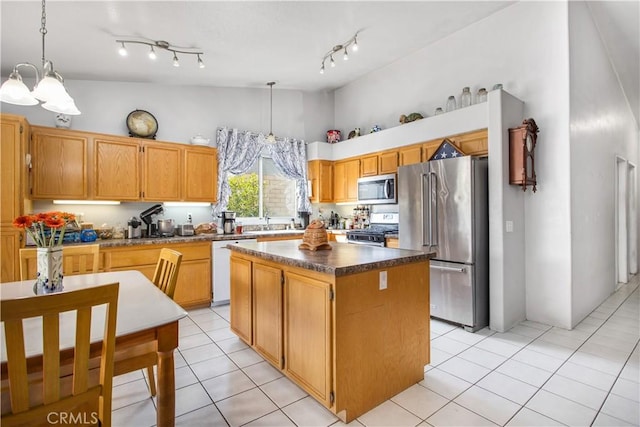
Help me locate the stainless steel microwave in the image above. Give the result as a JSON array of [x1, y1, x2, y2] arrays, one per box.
[[357, 173, 397, 204]]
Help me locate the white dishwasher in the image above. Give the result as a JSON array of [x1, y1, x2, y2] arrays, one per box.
[[212, 239, 257, 305]]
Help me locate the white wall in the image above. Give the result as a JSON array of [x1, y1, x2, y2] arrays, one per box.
[[0, 81, 333, 144], [333, 1, 573, 329], [568, 2, 639, 326]]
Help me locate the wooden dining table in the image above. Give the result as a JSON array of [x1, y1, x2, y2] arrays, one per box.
[[0, 270, 188, 426]]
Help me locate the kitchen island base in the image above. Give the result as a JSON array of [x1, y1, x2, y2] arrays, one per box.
[[229, 241, 431, 423]]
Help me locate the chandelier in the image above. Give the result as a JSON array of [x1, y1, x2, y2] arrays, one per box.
[[319, 32, 359, 74], [266, 82, 277, 144], [0, 0, 81, 115], [116, 39, 205, 68]]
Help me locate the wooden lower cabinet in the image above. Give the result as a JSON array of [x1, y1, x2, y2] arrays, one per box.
[[252, 263, 283, 367], [102, 241, 211, 309], [284, 271, 332, 406], [230, 255, 252, 343]]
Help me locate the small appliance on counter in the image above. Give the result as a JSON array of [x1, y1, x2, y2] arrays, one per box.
[[127, 217, 142, 239], [221, 211, 236, 234], [140, 204, 164, 237], [176, 224, 194, 236], [297, 211, 310, 229], [157, 219, 175, 237]]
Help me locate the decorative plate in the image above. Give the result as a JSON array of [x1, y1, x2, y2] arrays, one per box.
[[126, 110, 158, 139]]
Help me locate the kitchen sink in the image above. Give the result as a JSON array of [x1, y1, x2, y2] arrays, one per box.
[[244, 230, 304, 236]]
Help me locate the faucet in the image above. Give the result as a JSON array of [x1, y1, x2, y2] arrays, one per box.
[[264, 213, 271, 231]]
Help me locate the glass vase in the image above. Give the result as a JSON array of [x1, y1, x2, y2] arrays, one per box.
[[35, 246, 64, 294]]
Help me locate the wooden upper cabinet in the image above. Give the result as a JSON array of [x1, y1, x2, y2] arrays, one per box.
[[452, 129, 488, 156], [399, 145, 423, 166], [378, 151, 399, 174], [308, 160, 333, 203], [1, 115, 27, 223], [93, 138, 140, 200], [183, 146, 217, 202], [31, 127, 88, 200], [142, 142, 181, 201], [333, 159, 360, 203], [360, 155, 378, 177]]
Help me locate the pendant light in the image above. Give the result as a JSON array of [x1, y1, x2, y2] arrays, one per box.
[[0, 0, 80, 115], [266, 82, 277, 144]]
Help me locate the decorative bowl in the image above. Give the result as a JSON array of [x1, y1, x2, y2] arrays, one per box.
[[190, 134, 210, 145]]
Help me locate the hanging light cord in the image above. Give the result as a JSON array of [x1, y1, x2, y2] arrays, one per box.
[[269, 82, 274, 135], [40, 0, 47, 68]]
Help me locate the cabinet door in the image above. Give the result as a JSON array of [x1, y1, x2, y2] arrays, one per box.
[[31, 128, 87, 199], [230, 256, 253, 344], [94, 138, 140, 200], [173, 259, 212, 307], [378, 151, 398, 174], [399, 145, 422, 166], [318, 161, 333, 203], [345, 159, 360, 201], [0, 228, 22, 282], [360, 155, 378, 177], [184, 147, 217, 202], [453, 129, 488, 156], [1, 115, 25, 225], [284, 272, 332, 406], [253, 263, 283, 368], [333, 161, 346, 202], [308, 160, 333, 203], [143, 142, 181, 201]]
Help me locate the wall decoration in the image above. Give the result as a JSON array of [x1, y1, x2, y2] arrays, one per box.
[[399, 113, 423, 124]]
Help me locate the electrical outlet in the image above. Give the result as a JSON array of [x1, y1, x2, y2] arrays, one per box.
[[506, 220, 514, 233], [379, 271, 387, 290]]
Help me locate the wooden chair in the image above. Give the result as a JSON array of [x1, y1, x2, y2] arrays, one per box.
[[1, 282, 119, 427], [146, 248, 183, 396], [19, 244, 100, 281]]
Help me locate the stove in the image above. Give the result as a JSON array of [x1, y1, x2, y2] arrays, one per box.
[[346, 213, 399, 247]]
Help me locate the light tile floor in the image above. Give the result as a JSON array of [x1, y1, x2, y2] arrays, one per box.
[[111, 277, 639, 427]]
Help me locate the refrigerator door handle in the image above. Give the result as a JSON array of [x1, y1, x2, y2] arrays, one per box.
[[429, 171, 438, 246], [431, 265, 466, 273], [421, 173, 430, 246]]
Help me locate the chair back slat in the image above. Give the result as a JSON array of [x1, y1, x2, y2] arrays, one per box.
[[152, 248, 183, 300], [73, 307, 92, 395], [42, 313, 61, 404], [3, 319, 29, 413], [1, 283, 119, 427]]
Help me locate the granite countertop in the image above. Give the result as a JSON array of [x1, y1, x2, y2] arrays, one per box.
[[227, 240, 434, 276], [57, 230, 305, 248]]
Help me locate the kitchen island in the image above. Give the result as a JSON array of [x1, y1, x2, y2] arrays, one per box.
[[228, 240, 433, 423]]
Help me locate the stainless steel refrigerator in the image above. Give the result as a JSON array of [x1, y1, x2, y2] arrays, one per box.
[[398, 156, 488, 331]]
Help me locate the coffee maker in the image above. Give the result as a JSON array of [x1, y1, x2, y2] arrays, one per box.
[[298, 211, 310, 229], [221, 211, 236, 234]]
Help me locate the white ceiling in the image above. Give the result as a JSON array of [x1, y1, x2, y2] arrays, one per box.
[[0, 1, 638, 122]]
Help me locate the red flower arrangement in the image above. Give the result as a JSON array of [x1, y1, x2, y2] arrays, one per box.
[[13, 211, 76, 248]]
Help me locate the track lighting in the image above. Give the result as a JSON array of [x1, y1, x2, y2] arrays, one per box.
[[116, 39, 204, 68], [319, 32, 359, 74], [0, 0, 81, 114]]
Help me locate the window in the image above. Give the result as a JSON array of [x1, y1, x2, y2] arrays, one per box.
[[227, 156, 297, 218]]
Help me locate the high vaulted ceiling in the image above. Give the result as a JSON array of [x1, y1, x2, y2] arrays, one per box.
[[0, 1, 638, 123]]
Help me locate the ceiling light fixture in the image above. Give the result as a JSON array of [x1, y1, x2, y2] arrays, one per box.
[[320, 32, 359, 74], [266, 82, 277, 144], [0, 0, 81, 115], [115, 39, 204, 69]]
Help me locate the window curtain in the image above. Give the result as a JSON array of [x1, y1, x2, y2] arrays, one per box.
[[213, 127, 264, 216], [266, 139, 312, 214]]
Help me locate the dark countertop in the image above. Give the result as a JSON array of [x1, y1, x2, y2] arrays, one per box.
[[227, 240, 433, 276], [59, 230, 305, 248]]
